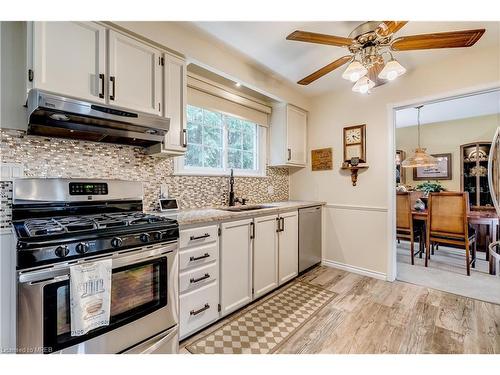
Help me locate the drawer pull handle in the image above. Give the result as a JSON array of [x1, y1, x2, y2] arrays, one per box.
[[189, 253, 210, 262], [190, 233, 210, 241], [190, 273, 210, 284], [190, 303, 210, 316]]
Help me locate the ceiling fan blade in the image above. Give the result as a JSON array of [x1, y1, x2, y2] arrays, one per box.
[[367, 62, 386, 88], [376, 21, 408, 37], [391, 29, 485, 51], [298, 55, 352, 85], [286, 30, 353, 47]]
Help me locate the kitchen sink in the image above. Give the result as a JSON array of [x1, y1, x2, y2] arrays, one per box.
[[218, 205, 275, 212]]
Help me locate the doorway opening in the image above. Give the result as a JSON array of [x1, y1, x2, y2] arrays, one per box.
[[392, 89, 500, 304]]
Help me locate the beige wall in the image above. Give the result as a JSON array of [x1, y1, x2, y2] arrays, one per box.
[[396, 114, 499, 191], [290, 44, 500, 278]]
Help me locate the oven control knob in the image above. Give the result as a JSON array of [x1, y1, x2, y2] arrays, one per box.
[[140, 233, 150, 243], [152, 231, 162, 241], [55, 245, 69, 258], [111, 237, 123, 248], [75, 242, 89, 254]]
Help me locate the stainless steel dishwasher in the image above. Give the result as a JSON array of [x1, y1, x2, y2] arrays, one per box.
[[299, 205, 322, 273]]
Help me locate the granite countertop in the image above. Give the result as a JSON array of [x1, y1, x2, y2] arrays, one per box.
[[149, 200, 326, 227]]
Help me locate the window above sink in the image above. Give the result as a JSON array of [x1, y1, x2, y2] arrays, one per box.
[[174, 105, 267, 177]]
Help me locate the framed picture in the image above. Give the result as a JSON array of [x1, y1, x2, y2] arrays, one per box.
[[413, 153, 452, 180], [343, 124, 366, 163], [311, 148, 333, 171]]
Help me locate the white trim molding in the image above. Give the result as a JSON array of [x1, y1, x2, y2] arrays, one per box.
[[326, 203, 388, 212], [321, 259, 387, 281]]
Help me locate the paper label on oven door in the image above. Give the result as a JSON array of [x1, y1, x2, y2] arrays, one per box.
[[70, 259, 112, 336]]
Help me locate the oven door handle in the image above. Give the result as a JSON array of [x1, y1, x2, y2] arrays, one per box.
[[19, 274, 69, 286], [18, 245, 176, 284]]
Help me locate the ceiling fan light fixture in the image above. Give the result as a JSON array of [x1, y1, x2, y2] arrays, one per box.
[[342, 60, 368, 82], [352, 76, 375, 94], [378, 58, 406, 81]]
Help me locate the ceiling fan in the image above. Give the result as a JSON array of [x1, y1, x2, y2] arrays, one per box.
[[286, 21, 485, 93]]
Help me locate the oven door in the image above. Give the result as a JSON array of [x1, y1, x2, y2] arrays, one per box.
[[17, 242, 178, 354]]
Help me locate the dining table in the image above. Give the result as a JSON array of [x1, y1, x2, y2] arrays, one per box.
[[412, 209, 499, 275]]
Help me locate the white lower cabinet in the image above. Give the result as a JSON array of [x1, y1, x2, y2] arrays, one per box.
[[253, 214, 279, 299], [179, 210, 301, 339], [178, 243, 218, 270], [179, 262, 218, 294], [178, 224, 219, 340], [179, 281, 219, 339], [220, 219, 253, 317], [278, 211, 299, 285]]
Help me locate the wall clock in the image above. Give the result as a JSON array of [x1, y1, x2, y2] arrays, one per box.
[[343, 124, 366, 163]]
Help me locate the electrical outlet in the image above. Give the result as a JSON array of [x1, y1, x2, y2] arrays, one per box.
[[0, 163, 24, 180], [267, 185, 274, 195]]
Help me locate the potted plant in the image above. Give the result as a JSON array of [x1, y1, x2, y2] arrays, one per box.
[[415, 181, 446, 209], [415, 181, 446, 196]]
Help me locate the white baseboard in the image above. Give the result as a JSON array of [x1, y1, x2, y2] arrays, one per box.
[[321, 259, 387, 281]]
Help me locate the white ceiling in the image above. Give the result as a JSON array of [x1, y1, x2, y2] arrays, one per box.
[[395, 90, 500, 128], [192, 21, 499, 96]]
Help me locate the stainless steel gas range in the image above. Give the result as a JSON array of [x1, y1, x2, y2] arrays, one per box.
[[12, 178, 179, 354]]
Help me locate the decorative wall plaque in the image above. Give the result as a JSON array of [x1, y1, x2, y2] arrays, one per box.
[[311, 148, 333, 171]]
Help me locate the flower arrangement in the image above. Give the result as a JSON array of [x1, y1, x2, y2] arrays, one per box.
[[415, 181, 446, 196]]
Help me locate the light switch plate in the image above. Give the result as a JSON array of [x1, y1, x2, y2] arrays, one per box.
[[267, 185, 274, 195]]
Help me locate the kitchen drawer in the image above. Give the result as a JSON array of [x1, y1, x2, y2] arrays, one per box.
[[179, 280, 219, 339], [179, 243, 218, 271], [180, 225, 218, 249], [179, 262, 218, 294]]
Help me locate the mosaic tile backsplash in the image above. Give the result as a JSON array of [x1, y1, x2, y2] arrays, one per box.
[[0, 129, 289, 228]]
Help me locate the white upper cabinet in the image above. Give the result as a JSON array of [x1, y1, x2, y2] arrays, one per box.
[[270, 103, 307, 167], [108, 30, 162, 114], [162, 53, 187, 154], [287, 106, 307, 165], [31, 22, 106, 103], [27, 22, 187, 154], [253, 215, 279, 299], [278, 211, 299, 285]]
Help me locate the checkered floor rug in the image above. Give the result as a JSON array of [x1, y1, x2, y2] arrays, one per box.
[[185, 281, 335, 354]]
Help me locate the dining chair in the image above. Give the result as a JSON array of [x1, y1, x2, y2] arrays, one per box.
[[397, 192, 424, 265], [426, 192, 477, 276]]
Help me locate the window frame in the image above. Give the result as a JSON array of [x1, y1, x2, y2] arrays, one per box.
[[174, 106, 267, 177]]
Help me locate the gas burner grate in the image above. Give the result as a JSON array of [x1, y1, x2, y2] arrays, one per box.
[[22, 212, 170, 238], [24, 219, 65, 237]]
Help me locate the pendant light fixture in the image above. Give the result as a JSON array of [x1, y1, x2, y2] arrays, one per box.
[[401, 105, 438, 168]]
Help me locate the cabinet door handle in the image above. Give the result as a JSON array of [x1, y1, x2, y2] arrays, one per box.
[[287, 148, 291, 161], [189, 253, 210, 262], [250, 222, 255, 239], [98, 74, 105, 99], [190, 233, 210, 241], [280, 217, 285, 232], [109, 76, 116, 100], [276, 217, 281, 233], [190, 303, 210, 316], [190, 273, 210, 284], [182, 129, 187, 148]]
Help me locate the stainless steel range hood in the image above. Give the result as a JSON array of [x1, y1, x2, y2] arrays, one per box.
[[27, 89, 170, 147]]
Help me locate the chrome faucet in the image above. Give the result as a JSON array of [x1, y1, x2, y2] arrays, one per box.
[[228, 169, 246, 206]]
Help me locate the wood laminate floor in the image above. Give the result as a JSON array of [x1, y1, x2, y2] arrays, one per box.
[[180, 266, 500, 354]]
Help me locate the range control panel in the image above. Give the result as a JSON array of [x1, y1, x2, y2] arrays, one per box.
[[69, 182, 108, 195]]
